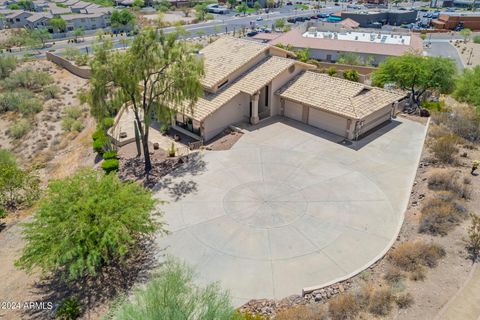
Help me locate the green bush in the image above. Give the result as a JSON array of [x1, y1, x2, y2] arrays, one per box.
[[0, 55, 17, 79], [0, 90, 35, 113], [101, 159, 119, 174], [2, 68, 52, 90], [43, 84, 60, 100], [103, 117, 115, 129], [343, 69, 360, 82], [56, 297, 80, 320], [0, 162, 39, 211], [0, 149, 16, 165], [327, 67, 337, 76], [15, 169, 159, 280], [74, 54, 89, 66], [65, 106, 82, 120], [92, 129, 106, 141], [473, 35, 480, 44], [17, 97, 43, 115], [9, 118, 31, 139], [61, 117, 83, 132], [422, 100, 447, 112], [102, 150, 117, 160], [93, 137, 108, 154], [110, 258, 237, 320]]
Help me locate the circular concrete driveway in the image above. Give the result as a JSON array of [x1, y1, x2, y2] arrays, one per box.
[[154, 120, 424, 304]]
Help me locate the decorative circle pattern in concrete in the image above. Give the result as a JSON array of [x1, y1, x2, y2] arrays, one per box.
[[223, 181, 308, 229]]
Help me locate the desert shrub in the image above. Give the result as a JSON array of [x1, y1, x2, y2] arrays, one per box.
[[409, 268, 426, 281], [422, 100, 447, 112], [389, 241, 446, 273], [432, 104, 480, 142], [93, 135, 109, 154], [0, 89, 35, 113], [343, 69, 360, 82], [16, 169, 159, 280], [102, 150, 117, 160], [0, 55, 17, 79], [62, 47, 81, 60], [275, 304, 328, 320], [103, 117, 115, 129], [0, 162, 40, 212], [65, 106, 82, 119], [474, 35, 480, 44], [9, 118, 31, 139], [17, 97, 43, 115], [429, 134, 459, 164], [43, 84, 60, 100], [467, 214, 480, 262], [0, 149, 16, 165], [419, 198, 468, 236], [328, 293, 360, 320], [367, 287, 393, 316], [101, 159, 119, 174], [61, 117, 83, 132], [92, 129, 106, 141], [327, 67, 337, 76], [235, 311, 264, 320], [110, 258, 237, 320], [383, 265, 405, 285], [395, 293, 414, 309], [2, 68, 52, 90], [427, 169, 472, 199], [56, 297, 80, 320]]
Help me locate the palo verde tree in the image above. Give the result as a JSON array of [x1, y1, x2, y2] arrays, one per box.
[[372, 54, 456, 109], [16, 168, 161, 280], [87, 29, 204, 174]]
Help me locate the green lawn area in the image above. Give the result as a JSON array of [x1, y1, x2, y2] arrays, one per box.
[[295, 4, 309, 10]]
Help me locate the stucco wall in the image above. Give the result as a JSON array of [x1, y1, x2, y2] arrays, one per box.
[[308, 107, 349, 137], [358, 104, 392, 136], [270, 65, 306, 116], [203, 92, 250, 141], [46, 52, 92, 79]]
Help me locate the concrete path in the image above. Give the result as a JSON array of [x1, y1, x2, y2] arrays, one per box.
[[153, 117, 427, 305], [436, 264, 480, 320]]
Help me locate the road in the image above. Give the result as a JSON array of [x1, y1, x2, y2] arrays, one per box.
[[424, 39, 465, 70]]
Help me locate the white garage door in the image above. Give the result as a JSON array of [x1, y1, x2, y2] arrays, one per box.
[[284, 100, 303, 122], [308, 107, 348, 138]]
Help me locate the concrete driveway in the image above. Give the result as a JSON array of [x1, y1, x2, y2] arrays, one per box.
[[154, 116, 427, 305]]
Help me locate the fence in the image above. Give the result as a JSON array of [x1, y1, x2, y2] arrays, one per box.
[[45, 52, 92, 79]]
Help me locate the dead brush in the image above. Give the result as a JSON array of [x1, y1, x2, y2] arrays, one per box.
[[419, 198, 468, 236], [428, 169, 472, 199], [389, 241, 446, 273], [328, 293, 360, 320]]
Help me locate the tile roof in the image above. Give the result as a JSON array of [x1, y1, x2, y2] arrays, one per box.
[[199, 36, 271, 90], [277, 71, 406, 120], [339, 18, 360, 29], [269, 29, 423, 57], [185, 56, 304, 122], [26, 12, 51, 22]]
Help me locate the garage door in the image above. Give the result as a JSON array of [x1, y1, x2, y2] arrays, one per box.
[[284, 100, 303, 122], [308, 107, 348, 137]]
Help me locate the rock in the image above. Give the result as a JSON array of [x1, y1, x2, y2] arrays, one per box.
[[339, 284, 345, 292], [314, 294, 322, 302]]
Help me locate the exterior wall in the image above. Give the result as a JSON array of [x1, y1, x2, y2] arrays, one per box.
[[306, 48, 387, 66], [7, 12, 31, 28], [341, 11, 417, 27], [357, 104, 392, 136], [270, 64, 306, 116], [433, 14, 480, 30], [27, 17, 49, 29], [202, 92, 250, 141], [46, 52, 92, 78], [308, 107, 349, 137], [65, 15, 109, 31]]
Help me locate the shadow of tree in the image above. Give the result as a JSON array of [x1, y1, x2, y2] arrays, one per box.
[[0, 222, 5, 232], [22, 238, 158, 320]]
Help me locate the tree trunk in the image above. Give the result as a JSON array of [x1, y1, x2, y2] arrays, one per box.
[[142, 135, 152, 174]]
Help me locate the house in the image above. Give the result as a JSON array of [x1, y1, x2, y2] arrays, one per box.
[[170, 37, 406, 142], [267, 28, 423, 66], [432, 12, 480, 30], [62, 12, 110, 31], [48, 3, 72, 15], [5, 10, 31, 28], [70, 1, 92, 13], [26, 12, 52, 28]]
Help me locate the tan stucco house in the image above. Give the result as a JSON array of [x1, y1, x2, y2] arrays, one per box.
[[174, 36, 406, 142]]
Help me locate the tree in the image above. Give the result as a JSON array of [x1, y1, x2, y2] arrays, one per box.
[[29, 28, 51, 48], [110, 9, 136, 30], [72, 27, 84, 41], [453, 65, 480, 109], [236, 3, 248, 15], [460, 28, 472, 43], [253, 1, 262, 12], [87, 29, 204, 174], [195, 3, 207, 20], [48, 17, 67, 33], [295, 48, 310, 63], [267, 0, 275, 8], [16, 169, 160, 280], [0, 161, 39, 213], [110, 258, 240, 320], [132, 0, 144, 8], [336, 52, 363, 66], [372, 54, 456, 108], [228, 0, 237, 8], [273, 18, 286, 30], [467, 214, 480, 262], [343, 69, 360, 82], [180, 5, 191, 16]]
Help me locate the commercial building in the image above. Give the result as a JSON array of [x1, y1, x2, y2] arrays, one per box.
[[432, 12, 480, 30], [341, 10, 417, 27]]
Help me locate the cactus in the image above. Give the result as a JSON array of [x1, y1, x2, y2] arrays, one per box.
[[134, 121, 141, 157]]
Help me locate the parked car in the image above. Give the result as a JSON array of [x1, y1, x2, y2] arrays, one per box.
[[246, 31, 258, 37], [286, 1, 293, 4], [304, 16, 311, 20], [287, 17, 296, 23], [310, 15, 318, 19], [256, 16, 263, 21]]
